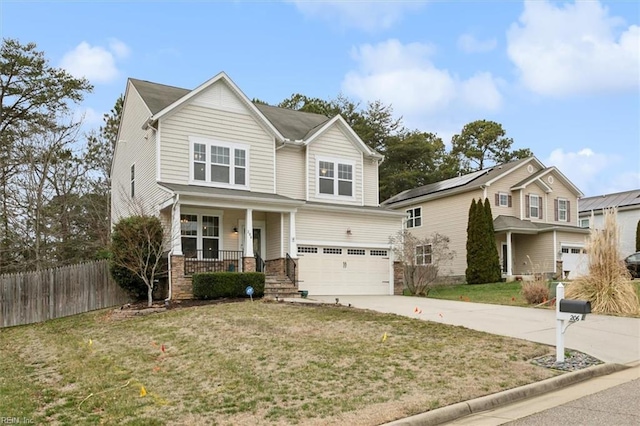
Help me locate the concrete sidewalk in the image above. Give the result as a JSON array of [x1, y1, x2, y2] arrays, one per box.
[[309, 295, 640, 364]]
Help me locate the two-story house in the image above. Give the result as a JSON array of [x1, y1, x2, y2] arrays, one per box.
[[111, 72, 404, 299], [383, 157, 590, 281], [579, 189, 640, 258]]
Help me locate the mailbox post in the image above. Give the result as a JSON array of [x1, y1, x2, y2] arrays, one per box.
[[555, 283, 591, 362]]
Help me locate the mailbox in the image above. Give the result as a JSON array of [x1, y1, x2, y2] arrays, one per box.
[[559, 299, 591, 315]]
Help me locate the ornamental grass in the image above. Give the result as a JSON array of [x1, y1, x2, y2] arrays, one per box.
[[565, 208, 639, 315]]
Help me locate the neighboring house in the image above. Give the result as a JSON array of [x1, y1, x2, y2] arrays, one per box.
[[383, 157, 590, 281], [111, 72, 404, 299], [579, 189, 640, 257]]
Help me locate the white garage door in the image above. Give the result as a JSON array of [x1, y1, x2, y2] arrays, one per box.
[[561, 245, 588, 279], [296, 246, 391, 295]]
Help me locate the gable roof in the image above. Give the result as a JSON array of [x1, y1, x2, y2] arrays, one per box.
[[383, 157, 533, 206], [253, 103, 330, 141], [128, 73, 383, 159], [129, 78, 189, 115], [579, 189, 640, 212], [128, 75, 331, 142]]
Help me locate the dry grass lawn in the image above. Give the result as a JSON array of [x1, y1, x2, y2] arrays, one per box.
[[0, 300, 558, 425]]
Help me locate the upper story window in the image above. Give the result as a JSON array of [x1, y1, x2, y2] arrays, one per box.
[[416, 244, 432, 265], [406, 207, 422, 228], [130, 163, 135, 197], [526, 194, 542, 219], [190, 137, 249, 189], [495, 192, 511, 207], [556, 198, 569, 222], [317, 157, 354, 198], [580, 218, 589, 228]]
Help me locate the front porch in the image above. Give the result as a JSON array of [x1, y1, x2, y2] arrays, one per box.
[[160, 192, 303, 299]]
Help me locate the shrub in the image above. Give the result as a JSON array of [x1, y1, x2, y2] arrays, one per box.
[[193, 272, 265, 299], [521, 280, 550, 305]]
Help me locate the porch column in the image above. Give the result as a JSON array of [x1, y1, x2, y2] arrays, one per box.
[[171, 201, 182, 255], [506, 231, 513, 276], [289, 211, 297, 257], [245, 208, 254, 257]]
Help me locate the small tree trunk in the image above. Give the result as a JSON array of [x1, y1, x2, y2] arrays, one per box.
[[147, 285, 153, 307]]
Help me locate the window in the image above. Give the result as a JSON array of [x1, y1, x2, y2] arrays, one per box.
[[416, 245, 432, 265], [317, 158, 354, 197], [323, 248, 342, 254], [580, 218, 590, 228], [370, 250, 388, 256], [298, 246, 318, 254], [557, 199, 568, 222], [496, 192, 511, 207], [130, 164, 135, 197], [347, 249, 366, 255], [527, 194, 541, 219], [181, 214, 220, 259], [190, 138, 248, 188], [406, 207, 422, 228], [555, 198, 570, 222]]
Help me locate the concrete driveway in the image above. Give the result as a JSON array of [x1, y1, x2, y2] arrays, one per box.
[[309, 295, 640, 365]]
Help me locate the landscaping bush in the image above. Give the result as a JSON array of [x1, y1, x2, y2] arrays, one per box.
[[521, 280, 549, 305], [193, 272, 265, 299]]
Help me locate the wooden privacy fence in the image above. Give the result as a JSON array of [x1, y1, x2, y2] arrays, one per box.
[[0, 260, 131, 328]]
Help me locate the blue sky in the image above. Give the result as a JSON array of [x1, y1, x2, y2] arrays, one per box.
[[2, 0, 638, 197]]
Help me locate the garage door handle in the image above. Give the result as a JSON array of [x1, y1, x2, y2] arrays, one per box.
[[343, 261, 347, 269]]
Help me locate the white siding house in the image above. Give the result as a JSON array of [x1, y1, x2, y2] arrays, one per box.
[[111, 72, 404, 299]]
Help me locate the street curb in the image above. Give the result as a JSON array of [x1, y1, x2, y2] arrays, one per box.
[[384, 363, 629, 426]]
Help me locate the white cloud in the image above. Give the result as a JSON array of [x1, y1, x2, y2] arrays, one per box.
[[73, 107, 102, 127], [287, 0, 427, 32], [457, 34, 497, 53], [60, 39, 130, 84], [507, 0, 640, 97], [544, 148, 627, 196], [342, 39, 503, 124]]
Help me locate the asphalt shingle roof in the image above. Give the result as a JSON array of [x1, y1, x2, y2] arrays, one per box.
[[128, 78, 330, 141]]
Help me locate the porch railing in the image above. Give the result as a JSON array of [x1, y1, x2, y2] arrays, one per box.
[[255, 253, 265, 273], [184, 250, 243, 275], [285, 253, 296, 285]]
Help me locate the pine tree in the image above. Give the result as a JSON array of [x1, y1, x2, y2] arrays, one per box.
[[482, 198, 501, 282], [465, 199, 481, 284]]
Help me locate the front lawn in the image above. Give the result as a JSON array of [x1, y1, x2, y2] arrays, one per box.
[[0, 301, 557, 425], [427, 281, 532, 306], [427, 280, 640, 312]]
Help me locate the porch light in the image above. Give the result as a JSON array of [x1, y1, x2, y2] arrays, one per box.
[[233, 227, 238, 234], [346, 228, 352, 235]]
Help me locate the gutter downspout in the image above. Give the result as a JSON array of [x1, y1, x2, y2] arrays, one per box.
[[165, 193, 179, 305]]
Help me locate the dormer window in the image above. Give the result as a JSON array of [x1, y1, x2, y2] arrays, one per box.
[[317, 157, 354, 198], [190, 137, 249, 189]]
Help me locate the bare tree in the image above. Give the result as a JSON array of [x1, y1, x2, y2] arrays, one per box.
[[110, 212, 166, 307], [390, 229, 455, 296]]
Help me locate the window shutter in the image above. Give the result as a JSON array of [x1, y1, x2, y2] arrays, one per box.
[[525, 195, 530, 218], [554, 199, 558, 221], [539, 200, 543, 219], [508, 195, 512, 207], [495, 193, 499, 206], [567, 201, 571, 222]]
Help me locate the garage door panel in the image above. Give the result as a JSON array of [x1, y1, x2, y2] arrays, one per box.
[[297, 247, 390, 296]]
